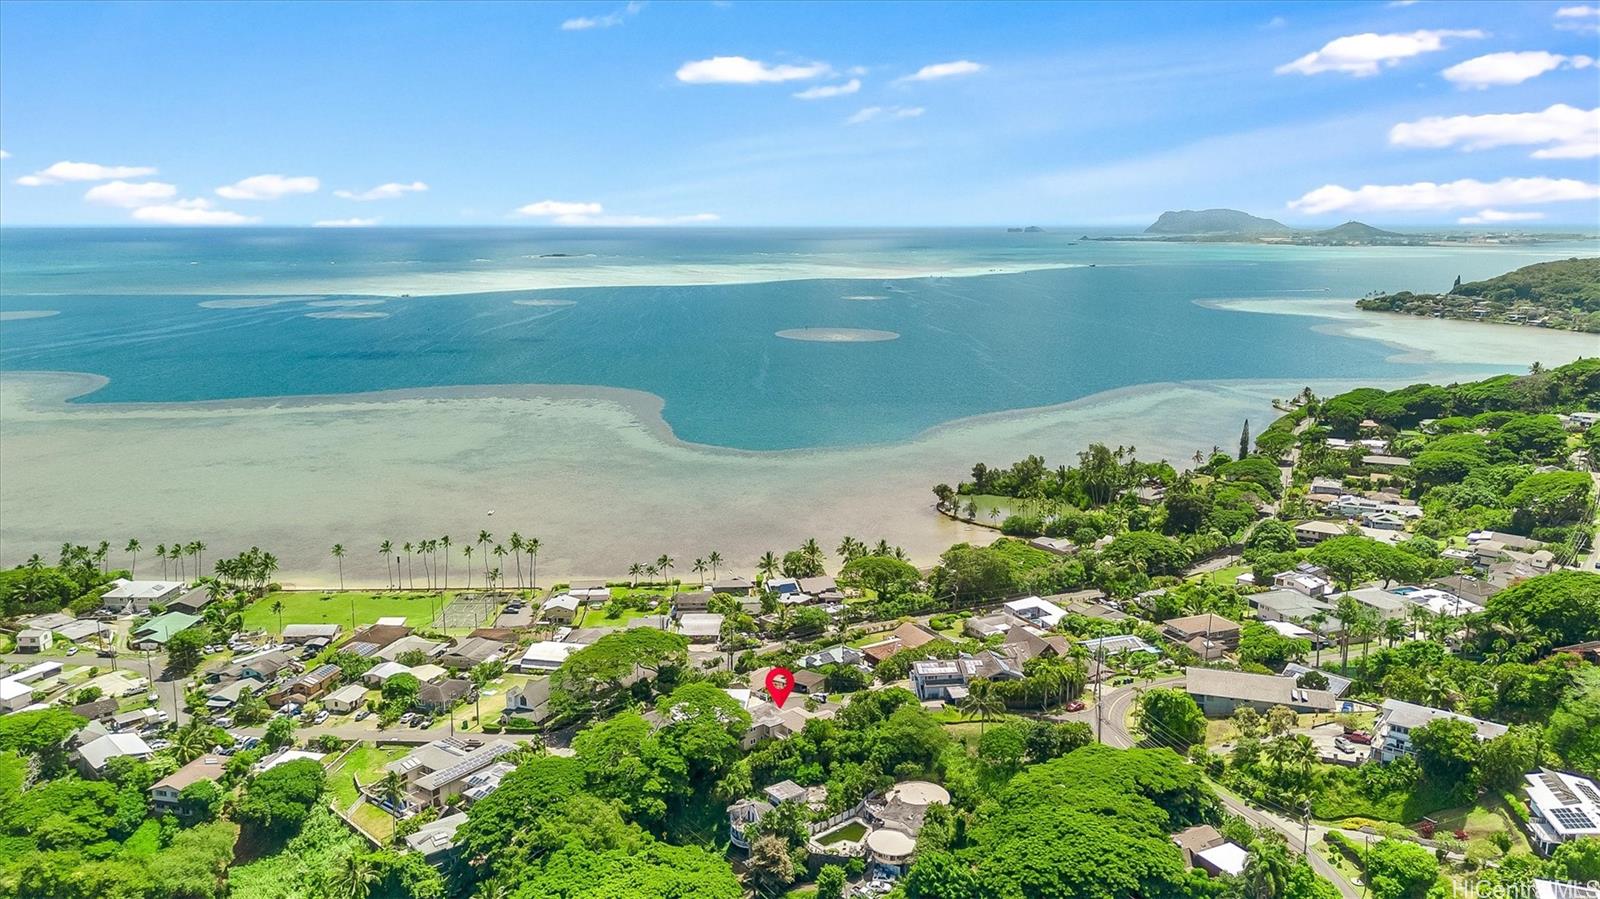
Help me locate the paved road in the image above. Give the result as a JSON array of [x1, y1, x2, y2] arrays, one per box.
[[1094, 676, 1363, 899]]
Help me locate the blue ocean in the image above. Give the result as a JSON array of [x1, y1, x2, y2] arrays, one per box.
[[0, 228, 1590, 450]]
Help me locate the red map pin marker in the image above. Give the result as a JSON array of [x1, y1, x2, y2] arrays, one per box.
[[765, 667, 795, 708]]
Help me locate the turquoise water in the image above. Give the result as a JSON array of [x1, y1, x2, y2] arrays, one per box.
[[0, 228, 1591, 450]]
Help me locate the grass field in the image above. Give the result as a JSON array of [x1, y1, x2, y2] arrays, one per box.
[[243, 591, 451, 633], [327, 744, 408, 809], [1198, 564, 1251, 586]]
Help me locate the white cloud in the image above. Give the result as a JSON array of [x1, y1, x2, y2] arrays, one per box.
[[1389, 104, 1599, 159], [16, 160, 158, 186], [514, 200, 606, 217], [1457, 208, 1546, 224], [1442, 51, 1594, 88], [83, 180, 178, 208], [1276, 29, 1485, 77], [333, 181, 429, 201], [130, 198, 259, 225], [215, 174, 320, 200], [313, 217, 380, 228], [0, 149, 9, 159], [846, 105, 924, 125], [675, 56, 831, 84], [1556, 4, 1600, 32], [561, 0, 643, 30], [1288, 176, 1600, 214], [793, 79, 861, 100], [897, 60, 985, 83]]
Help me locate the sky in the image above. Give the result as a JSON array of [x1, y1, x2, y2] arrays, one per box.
[[0, 0, 1596, 227]]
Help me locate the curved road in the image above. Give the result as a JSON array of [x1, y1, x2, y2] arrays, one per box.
[[1097, 678, 1362, 899]]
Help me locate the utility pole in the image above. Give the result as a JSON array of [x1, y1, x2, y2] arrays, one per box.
[[1094, 643, 1106, 743], [1302, 797, 1312, 854]]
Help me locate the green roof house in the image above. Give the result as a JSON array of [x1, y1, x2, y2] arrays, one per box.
[[130, 612, 202, 650]]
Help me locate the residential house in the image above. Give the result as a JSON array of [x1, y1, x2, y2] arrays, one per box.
[[796, 645, 864, 670], [1372, 699, 1508, 763], [676, 613, 724, 643], [711, 576, 755, 596], [128, 612, 201, 650], [561, 626, 616, 644], [348, 623, 412, 651], [1029, 536, 1078, 556], [860, 621, 943, 666], [405, 812, 469, 864], [539, 593, 580, 625], [517, 641, 581, 672], [384, 738, 519, 809], [1406, 587, 1481, 618], [1345, 587, 1414, 621], [1173, 825, 1248, 877], [363, 661, 416, 686], [1280, 663, 1352, 698], [206, 679, 265, 712], [54, 618, 110, 644], [324, 683, 370, 714], [76, 732, 154, 776], [766, 577, 801, 596], [910, 659, 980, 702], [1361, 454, 1411, 470], [1162, 614, 1241, 649], [100, 579, 185, 615], [416, 679, 472, 713], [797, 576, 844, 601], [71, 697, 120, 721], [1523, 769, 1600, 856], [1079, 633, 1160, 659], [727, 798, 774, 850], [166, 587, 214, 615], [150, 755, 224, 818], [1294, 521, 1347, 545], [438, 636, 510, 670], [214, 648, 294, 683], [267, 663, 341, 707], [16, 629, 52, 652], [1363, 511, 1407, 531], [1249, 589, 1335, 627], [1273, 564, 1333, 598], [1309, 477, 1344, 496], [963, 612, 1019, 638], [504, 678, 552, 723], [1184, 667, 1337, 717], [377, 635, 448, 662], [281, 623, 341, 645], [1003, 596, 1069, 628], [410, 664, 448, 684], [670, 590, 713, 614]]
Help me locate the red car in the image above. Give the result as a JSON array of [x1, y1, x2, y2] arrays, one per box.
[[1064, 700, 1086, 712], [1343, 730, 1372, 745]]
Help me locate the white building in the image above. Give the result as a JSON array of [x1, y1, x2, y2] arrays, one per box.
[[0, 661, 63, 712], [517, 640, 582, 672], [100, 579, 186, 614], [1524, 770, 1600, 856], [1003, 596, 1068, 628], [1372, 699, 1507, 763]]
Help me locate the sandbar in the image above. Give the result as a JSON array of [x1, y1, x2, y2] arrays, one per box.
[[776, 328, 900, 342]]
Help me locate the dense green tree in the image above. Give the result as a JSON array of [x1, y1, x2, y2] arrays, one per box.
[[1364, 838, 1443, 899], [838, 554, 921, 598], [0, 709, 87, 774], [1409, 717, 1481, 787], [165, 627, 207, 673], [552, 629, 689, 719], [234, 759, 327, 841], [1239, 621, 1312, 670], [1485, 572, 1600, 648], [1135, 688, 1206, 749]]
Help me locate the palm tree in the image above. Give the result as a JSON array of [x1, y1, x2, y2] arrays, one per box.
[[401, 542, 414, 590], [707, 550, 724, 580], [327, 850, 379, 899], [628, 563, 643, 587], [509, 533, 524, 590], [271, 599, 285, 641], [379, 541, 394, 590], [801, 538, 823, 571], [124, 538, 141, 576], [331, 544, 346, 591], [757, 551, 780, 584], [191, 540, 206, 577], [379, 770, 406, 810], [155, 544, 168, 579], [1242, 840, 1292, 899], [440, 535, 452, 589], [962, 681, 1005, 738], [94, 541, 109, 575], [492, 545, 508, 592], [462, 545, 474, 589], [172, 722, 213, 764], [656, 554, 674, 587], [476, 530, 493, 580], [692, 558, 707, 586], [526, 537, 541, 592]]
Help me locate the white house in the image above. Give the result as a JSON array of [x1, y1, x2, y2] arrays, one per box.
[[1003, 596, 1068, 628], [517, 640, 582, 672], [1273, 567, 1332, 598], [100, 579, 186, 615], [1372, 699, 1507, 763], [0, 661, 63, 712], [1523, 769, 1600, 856], [16, 629, 53, 652], [324, 683, 370, 714], [539, 593, 581, 625], [76, 732, 154, 776]]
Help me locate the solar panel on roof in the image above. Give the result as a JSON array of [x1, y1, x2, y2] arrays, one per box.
[[1550, 807, 1596, 830], [1574, 781, 1600, 805]]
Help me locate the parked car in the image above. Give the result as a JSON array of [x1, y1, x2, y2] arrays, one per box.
[[312, 710, 329, 725], [65, 646, 79, 656], [354, 708, 372, 721], [1334, 736, 1354, 753], [1343, 729, 1372, 745], [97, 648, 118, 658], [1064, 700, 1086, 712], [213, 716, 233, 728], [420, 717, 434, 729]]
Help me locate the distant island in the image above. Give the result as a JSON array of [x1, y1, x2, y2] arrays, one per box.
[[1355, 256, 1600, 333], [1089, 208, 1584, 247], [1006, 225, 1045, 233]]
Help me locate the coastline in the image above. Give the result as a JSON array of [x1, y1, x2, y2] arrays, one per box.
[[0, 366, 1528, 589]]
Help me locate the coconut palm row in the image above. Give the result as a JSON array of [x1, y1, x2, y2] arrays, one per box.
[[371, 532, 543, 594]]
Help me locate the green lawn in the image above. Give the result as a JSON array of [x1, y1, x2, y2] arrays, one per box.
[[578, 603, 662, 627], [1429, 797, 1532, 858], [326, 744, 408, 809], [1198, 564, 1251, 586], [349, 801, 396, 842], [243, 591, 447, 633]]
